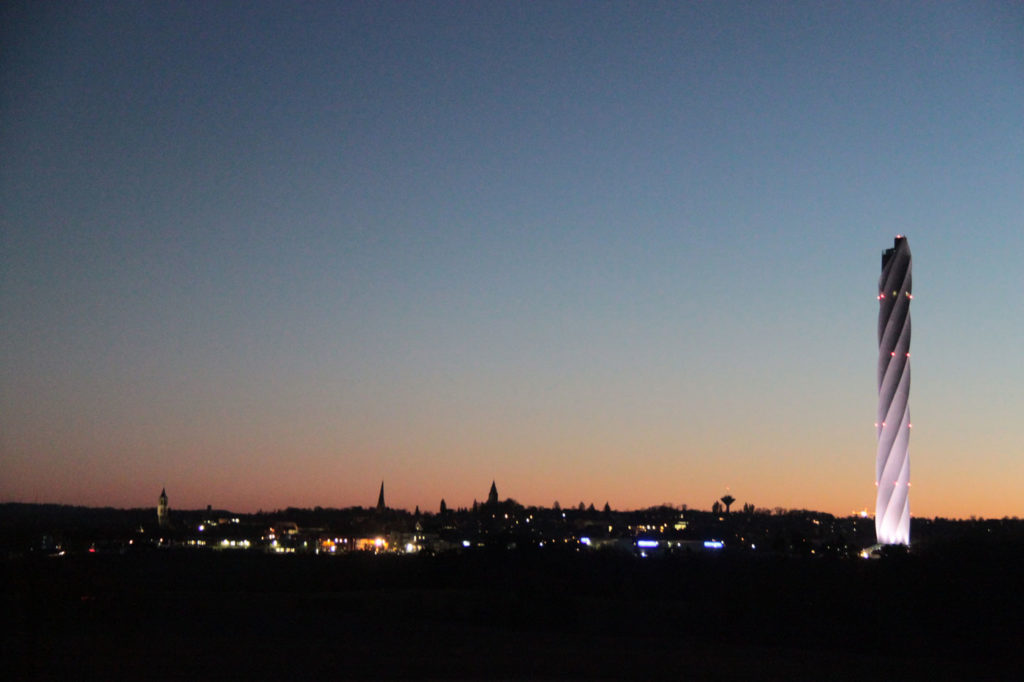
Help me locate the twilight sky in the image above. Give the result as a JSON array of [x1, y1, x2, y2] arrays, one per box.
[[2, 1, 1022, 518]]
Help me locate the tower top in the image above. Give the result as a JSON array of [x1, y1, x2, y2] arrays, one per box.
[[376, 481, 386, 511], [487, 480, 499, 505], [882, 235, 910, 268]]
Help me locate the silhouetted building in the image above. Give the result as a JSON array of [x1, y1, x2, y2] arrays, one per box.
[[487, 481, 499, 506], [376, 481, 386, 511], [876, 235, 912, 545]]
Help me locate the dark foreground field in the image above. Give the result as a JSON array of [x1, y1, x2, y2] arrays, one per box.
[[4, 546, 1022, 680]]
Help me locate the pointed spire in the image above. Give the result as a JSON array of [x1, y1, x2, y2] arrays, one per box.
[[376, 481, 386, 511], [157, 487, 169, 528], [487, 480, 498, 505]]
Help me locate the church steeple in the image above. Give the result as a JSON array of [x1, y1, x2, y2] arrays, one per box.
[[157, 488, 169, 528], [487, 480, 498, 506], [376, 481, 386, 511]]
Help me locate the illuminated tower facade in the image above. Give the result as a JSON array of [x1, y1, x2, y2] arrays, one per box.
[[876, 236, 912, 545], [157, 488, 169, 528]]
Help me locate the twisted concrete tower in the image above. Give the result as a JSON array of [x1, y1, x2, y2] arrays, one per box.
[[876, 235, 912, 545]]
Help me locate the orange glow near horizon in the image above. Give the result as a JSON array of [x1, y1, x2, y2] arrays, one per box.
[[2, 419, 1019, 520]]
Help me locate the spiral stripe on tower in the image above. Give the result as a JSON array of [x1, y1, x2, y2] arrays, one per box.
[[876, 235, 912, 545]]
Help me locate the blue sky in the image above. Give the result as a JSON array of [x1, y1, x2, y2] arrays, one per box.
[[2, 1, 1022, 517]]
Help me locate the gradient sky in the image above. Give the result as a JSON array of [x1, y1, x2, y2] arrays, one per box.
[[2, 1, 1022, 518]]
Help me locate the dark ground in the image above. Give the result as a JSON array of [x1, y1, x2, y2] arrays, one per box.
[[4, 545, 1021, 680]]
